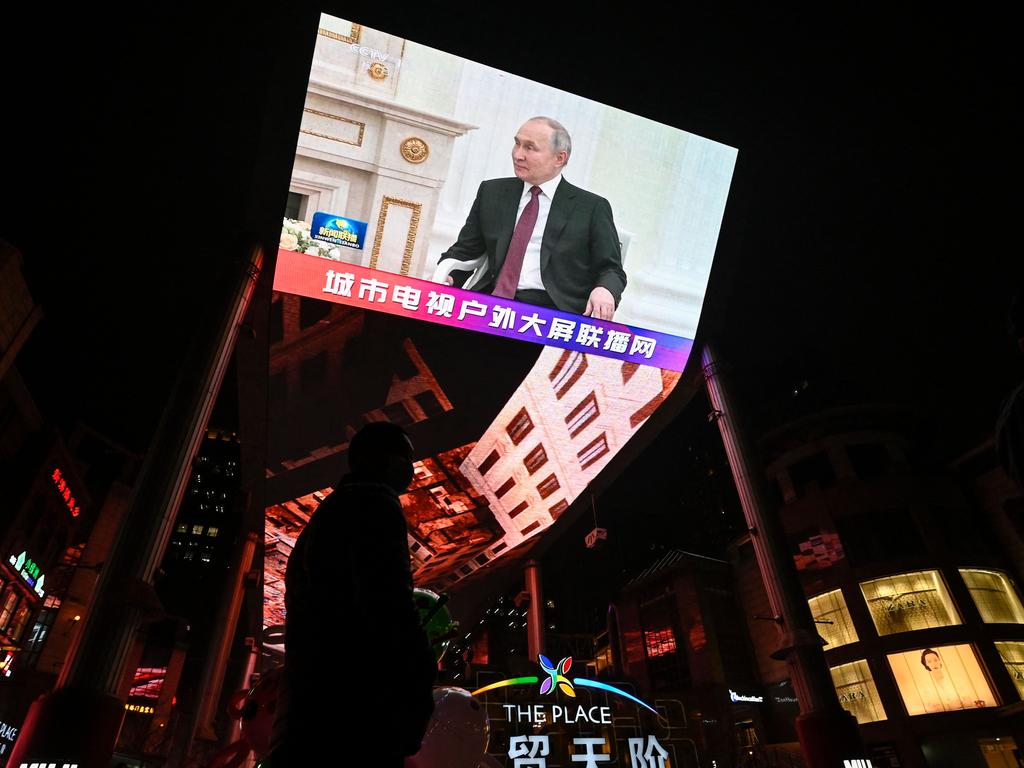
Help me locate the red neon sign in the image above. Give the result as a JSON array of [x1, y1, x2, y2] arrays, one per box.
[[51, 467, 81, 517]]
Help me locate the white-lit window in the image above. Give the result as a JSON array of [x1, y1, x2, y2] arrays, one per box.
[[994, 641, 1024, 700], [960, 569, 1024, 624], [830, 660, 886, 723], [887, 644, 997, 714], [192, 524, 204, 535], [550, 351, 586, 399], [860, 570, 961, 635], [207, 527, 219, 537], [808, 589, 859, 648]]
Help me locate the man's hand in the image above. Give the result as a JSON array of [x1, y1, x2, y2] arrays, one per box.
[[584, 287, 615, 321]]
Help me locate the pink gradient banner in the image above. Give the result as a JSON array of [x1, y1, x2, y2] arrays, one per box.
[[274, 249, 693, 372]]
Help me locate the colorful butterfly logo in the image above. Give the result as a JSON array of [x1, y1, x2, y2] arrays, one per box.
[[539, 654, 575, 697]]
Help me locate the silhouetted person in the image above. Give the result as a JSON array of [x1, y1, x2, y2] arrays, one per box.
[[273, 422, 435, 767], [997, 291, 1024, 491]]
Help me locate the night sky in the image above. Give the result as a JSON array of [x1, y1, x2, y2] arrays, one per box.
[[4, 7, 1021, 469]]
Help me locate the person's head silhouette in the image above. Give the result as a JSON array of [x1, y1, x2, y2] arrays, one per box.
[[348, 421, 414, 493]]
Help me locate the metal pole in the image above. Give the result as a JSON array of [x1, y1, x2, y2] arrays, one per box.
[[525, 559, 545, 662], [195, 531, 258, 740], [701, 343, 864, 767]]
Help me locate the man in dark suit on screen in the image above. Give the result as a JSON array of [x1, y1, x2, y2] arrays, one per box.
[[435, 116, 627, 320]]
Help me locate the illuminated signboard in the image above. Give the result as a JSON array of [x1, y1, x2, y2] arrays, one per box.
[[994, 640, 1024, 699], [265, 15, 735, 620], [728, 689, 763, 703], [808, 589, 859, 648], [7, 551, 45, 598], [275, 16, 735, 369], [125, 703, 155, 714], [887, 644, 997, 715], [859, 570, 961, 636], [829, 660, 886, 724], [470, 654, 676, 765], [50, 467, 81, 517], [264, 21, 736, 756], [0, 720, 17, 757]]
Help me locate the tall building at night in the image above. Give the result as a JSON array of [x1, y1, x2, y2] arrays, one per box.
[[0, 244, 141, 765], [731, 405, 1024, 768]]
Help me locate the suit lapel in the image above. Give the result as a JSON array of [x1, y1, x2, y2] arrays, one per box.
[[541, 178, 577, 273]]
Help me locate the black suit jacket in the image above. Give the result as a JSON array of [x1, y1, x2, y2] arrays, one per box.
[[439, 177, 627, 314]]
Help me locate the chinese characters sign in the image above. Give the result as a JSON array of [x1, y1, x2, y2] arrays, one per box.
[[51, 467, 81, 517], [274, 250, 692, 372], [7, 551, 45, 598]]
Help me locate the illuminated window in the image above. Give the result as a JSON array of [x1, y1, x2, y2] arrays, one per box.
[[0, 588, 19, 632], [994, 641, 1024, 700], [959, 569, 1024, 624], [495, 477, 516, 499], [550, 351, 587, 399], [621, 361, 639, 384], [536, 474, 560, 500], [577, 433, 610, 470], [565, 392, 599, 437], [830, 660, 886, 724], [207, 527, 219, 537], [505, 408, 534, 446], [523, 444, 548, 475], [644, 627, 677, 658], [639, 594, 688, 689], [7, 603, 32, 643], [478, 449, 500, 475], [808, 589, 859, 648], [887, 644, 997, 715], [200, 553, 212, 563], [508, 500, 529, 519], [860, 570, 961, 635], [176, 524, 187, 534], [192, 524, 204, 535], [130, 667, 167, 699]]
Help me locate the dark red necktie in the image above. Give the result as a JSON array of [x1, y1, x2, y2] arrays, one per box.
[[493, 185, 541, 298]]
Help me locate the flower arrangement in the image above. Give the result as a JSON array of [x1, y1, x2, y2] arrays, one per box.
[[280, 218, 344, 261]]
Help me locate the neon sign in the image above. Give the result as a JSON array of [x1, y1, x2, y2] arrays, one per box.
[[472, 654, 659, 715], [729, 689, 764, 703], [51, 467, 81, 517], [8, 551, 45, 598], [125, 703, 155, 714]]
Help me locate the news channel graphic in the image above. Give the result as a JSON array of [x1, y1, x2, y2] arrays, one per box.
[[273, 249, 692, 372], [310, 211, 367, 250], [277, 14, 736, 347]]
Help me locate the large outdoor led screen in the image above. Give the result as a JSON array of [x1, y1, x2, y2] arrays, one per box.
[[264, 15, 736, 629]]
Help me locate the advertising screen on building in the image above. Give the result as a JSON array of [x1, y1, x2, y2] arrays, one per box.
[[887, 644, 997, 715], [274, 16, 736, 372], [264, 15, 736, 621], [263, 19, 736, 763]]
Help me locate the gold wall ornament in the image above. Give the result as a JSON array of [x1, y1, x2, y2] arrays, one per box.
[[370, 197, 422, 274], [318, 22, 362, 44], [300, 109, 366, 147], [400, 137, 430, 164], [368, 62, 390, 81]]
